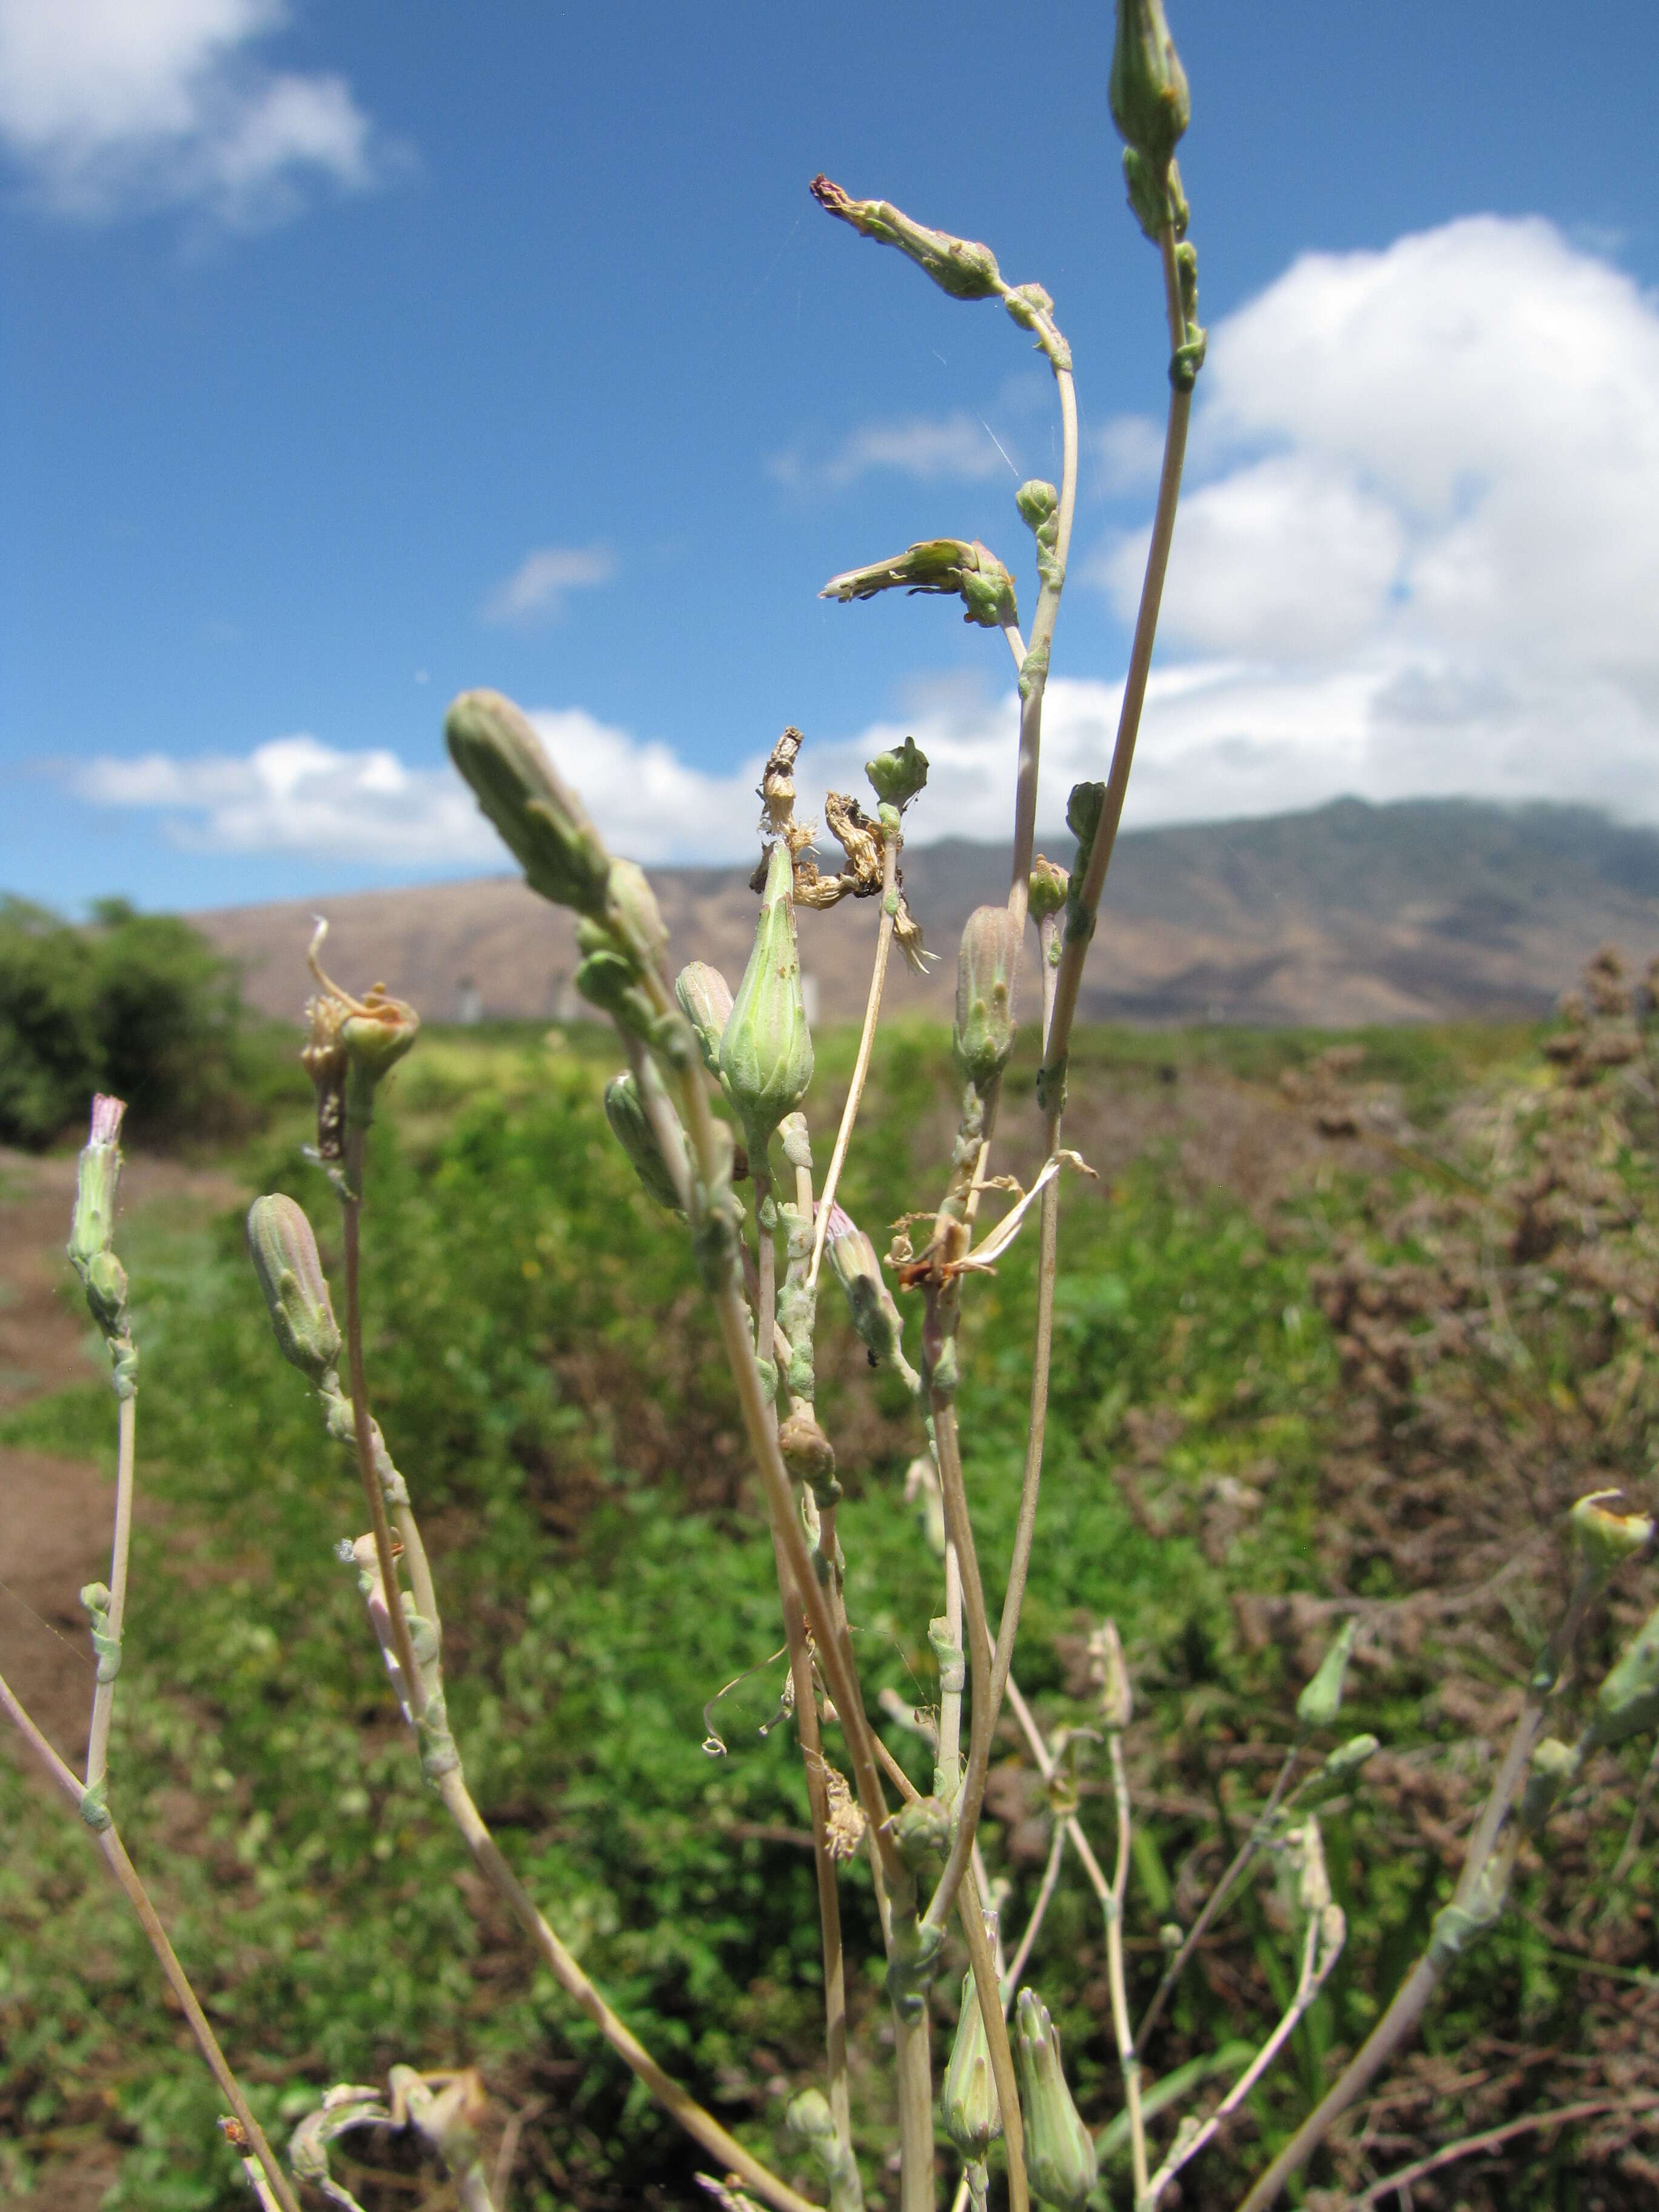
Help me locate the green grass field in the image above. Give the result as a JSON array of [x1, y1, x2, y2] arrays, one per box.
[[4, 1008, 1657, 2211]]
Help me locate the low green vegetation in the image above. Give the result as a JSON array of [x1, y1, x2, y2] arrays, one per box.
[[4, 1002, 1657, 2210], [0, 897, 300, 1148]]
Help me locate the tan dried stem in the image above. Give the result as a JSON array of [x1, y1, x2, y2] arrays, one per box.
[[0, 1668, 302, 2212]]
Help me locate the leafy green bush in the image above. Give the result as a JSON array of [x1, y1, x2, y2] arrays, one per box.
[[0, 896, 296, 1148]]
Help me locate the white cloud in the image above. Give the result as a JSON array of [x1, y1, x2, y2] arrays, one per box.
[[483, 545, 617, 626], [1093, 411, 1165, 492], [75, 734, 501, 862], [0, 0, 388, 224], [65, 218, 1659, 871], [1092, 215, 1659, 813], [70, 716, 763, 868], [771, 409, 1014, 491]]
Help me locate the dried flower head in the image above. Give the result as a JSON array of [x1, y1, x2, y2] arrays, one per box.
[[303, 921, 420, 1149]]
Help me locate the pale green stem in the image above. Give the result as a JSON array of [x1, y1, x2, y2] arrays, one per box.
[[1235, 1574, 1599, 2212], [1138, 1736, 1302, 2050], [770, 1142, 856, 2181], [1347, 2096, 1656, 2210], [922, 1397, 996, 1939], [0, 1666, 302, 2212], [808, 831, 900, 1291], [1106, 1731, 1149, 2207], [1002, 1822, 1064, 1998], [338, 1108, 817, 2212], [959, 1859, 1028, 2212], [1153, 1904, 1338, 2208], [1007, 361, 1078, 937], [340, 1127, 418, 1697], [754, 1162, 779, 1369], [85, 1387, 136, 1789], [788, 1563, 857, 2165], [937, 1540, 965, 1798], [866, 1710, 1028, 2212], [1038, 224, 1189, 1117]]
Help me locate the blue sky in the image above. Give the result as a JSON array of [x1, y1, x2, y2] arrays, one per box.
[[4, 1, 1659, 914]]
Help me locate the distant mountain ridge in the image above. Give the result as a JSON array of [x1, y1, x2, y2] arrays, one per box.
[[196, 798, 1659, 1031]]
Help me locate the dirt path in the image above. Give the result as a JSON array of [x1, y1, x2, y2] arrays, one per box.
[[1, 1148, 246, 2211], [0, 1151, 118, 1766]]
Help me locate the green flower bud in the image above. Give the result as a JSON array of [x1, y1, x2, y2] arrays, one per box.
[[68, 1094, 124, 1276], [1014, 1989, 1098, 2211], [885, 1914, 946, 2022], [340, 989, 419, 1126], [675, 961, 734, 1077], [1572, 1490, 1655, 1585], [603, 1073, 689, 1212], [1088, 1618, 1133, 1732], [68, 1096, 130, 1336], [954, 905, 1019, 1087], [604, 857, 669, 970], [809, 175, 1002, 301], [1592, 1600, 1659, 1748], [891, 1794, 953, 1871], [301, 925, 419, 1139], [943, 1969, 1004, 2161], [788, 2088, 863, 2212], [1318, 1732, 1379, 1783], [1297, 1616, 1358, 1732], [1110, 0, 1190, 173], [1029, 856, 1069, 927], [823, 1204, 906, 1367], [866, 733, 930, 811], [1016, 480, 1058, 531], [247, 1195, 342, 1385], [446, 687, 612, 917], [720, 838, 814, 1146], [820, 539, 1017, 632], [1066, 780, 1105, 861]]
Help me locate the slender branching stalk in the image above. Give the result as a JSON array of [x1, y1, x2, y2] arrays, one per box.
[[1136, 1738, 1302, 2049], [1235, 1571, 1602, 2211], [84, 1388, 135, 1791], [339, 1131, 420, 1698], [0, 1669, 303, 2212], [1148, 1854, 1344, 2208], [1347, 2097, 1659, 2210], [808, 830, 899, 1291], [1104, 1732, 1149, 2205], [1002, 1825, 1065, 1998]]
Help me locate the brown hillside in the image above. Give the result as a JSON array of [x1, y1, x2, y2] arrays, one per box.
[[196, 798, 1659, 1030]]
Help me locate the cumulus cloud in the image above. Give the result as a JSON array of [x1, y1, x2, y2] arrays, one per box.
[[483, 545, 616, 626], [771, 409, 1015, 491], [75, 735, 500, 862], [0, 0, 390, 224], [72, 716, 763, 868], [1094, 214, 1659, 815], [66, 217, 1659, 871]]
